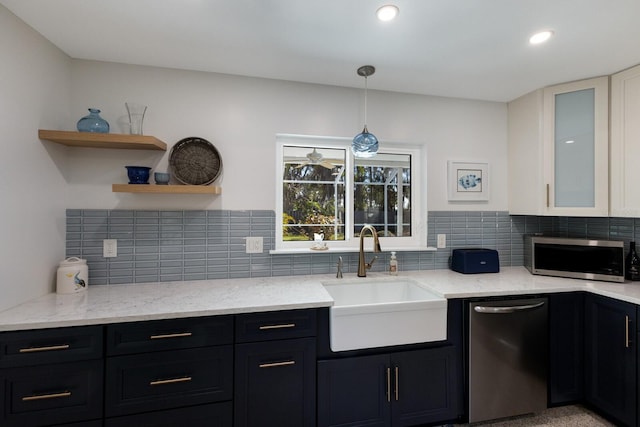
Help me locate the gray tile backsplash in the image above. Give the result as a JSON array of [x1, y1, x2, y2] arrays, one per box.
[[66, 210, 640, 285]]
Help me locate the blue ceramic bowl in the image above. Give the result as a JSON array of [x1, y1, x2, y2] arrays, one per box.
[[125, 166, 151, 184], [154, 172, 170, 185]]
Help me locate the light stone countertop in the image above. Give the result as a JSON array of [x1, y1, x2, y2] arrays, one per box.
[[0, 275, 335, 331], [400, 267, 640, 303], [2, 266, 640, 331]]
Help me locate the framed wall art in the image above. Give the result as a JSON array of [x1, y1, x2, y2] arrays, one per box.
[[447, 161, 489, 201]]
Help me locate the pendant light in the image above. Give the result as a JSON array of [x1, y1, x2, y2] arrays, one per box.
[[352, 65, 378, 158]]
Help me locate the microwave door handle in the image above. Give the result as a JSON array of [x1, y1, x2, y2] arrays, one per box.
[[474, 301, 545, 314]]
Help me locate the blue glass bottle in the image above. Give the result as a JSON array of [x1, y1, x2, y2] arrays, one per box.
[[77, 108, 109, 133]]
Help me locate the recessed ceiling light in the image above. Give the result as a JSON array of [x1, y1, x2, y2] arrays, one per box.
[[529, 30, 554, 45], [377, 5, 399, 22]]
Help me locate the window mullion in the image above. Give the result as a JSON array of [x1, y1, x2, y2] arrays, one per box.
[[345, 150, 354, 243], [397, 167, 403, 235], [384, 179, 389, 236]]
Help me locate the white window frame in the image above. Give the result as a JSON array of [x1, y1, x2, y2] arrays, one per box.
[[275, 134, 427, 252]]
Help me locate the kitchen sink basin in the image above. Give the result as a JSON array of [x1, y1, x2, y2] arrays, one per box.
[[322, 278, 447, 352]]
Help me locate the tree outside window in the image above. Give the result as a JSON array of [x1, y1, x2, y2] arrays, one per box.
[[282, 146, 346, 241]]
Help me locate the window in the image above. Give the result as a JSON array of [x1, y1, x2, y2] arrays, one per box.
[[354, 153, 412, 237], [282, 145, 346, 242], [275, 134, 426, 251]]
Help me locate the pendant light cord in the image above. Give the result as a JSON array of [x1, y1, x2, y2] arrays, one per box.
[[364, 76, 368, 129], [355, 64, 375, 134]]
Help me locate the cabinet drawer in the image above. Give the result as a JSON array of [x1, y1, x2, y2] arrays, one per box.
[[235, 309, 317, 343], [0, 360, 103, 427], [0, 326, 103, 368], [105, 345, 233, 417], [106, 315, 233, 356], [105, 401, 232, 427]]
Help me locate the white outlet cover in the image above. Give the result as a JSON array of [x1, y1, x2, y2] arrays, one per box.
[[246, 236, 263, 254], [103, 239, 117, 257]]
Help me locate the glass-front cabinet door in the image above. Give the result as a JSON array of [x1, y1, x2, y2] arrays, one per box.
[[543, 77, 609, 216]]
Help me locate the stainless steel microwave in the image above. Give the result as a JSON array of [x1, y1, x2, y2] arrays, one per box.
[[524, 236, 625, 283]]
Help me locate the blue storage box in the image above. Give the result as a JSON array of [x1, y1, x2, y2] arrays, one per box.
[[451, 248, 500, 274]]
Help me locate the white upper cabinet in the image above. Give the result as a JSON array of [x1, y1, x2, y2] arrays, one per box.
[[610, 64, 640, 217], [508, 77, 609, 216], [508, 89, 544, 215]]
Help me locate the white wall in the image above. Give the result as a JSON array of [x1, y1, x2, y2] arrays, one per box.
[[0, 6, 71, 311], [66, 61, 508, 211], [0, 4, 508, 311]]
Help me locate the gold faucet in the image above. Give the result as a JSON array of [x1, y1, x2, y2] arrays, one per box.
[[358, 224, 381, 277]]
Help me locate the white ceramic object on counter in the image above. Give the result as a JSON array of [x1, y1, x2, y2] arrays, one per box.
[[56, 257, 88, 294]]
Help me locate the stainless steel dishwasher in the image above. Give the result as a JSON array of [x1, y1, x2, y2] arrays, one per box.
[[469, 297, 548, 423]]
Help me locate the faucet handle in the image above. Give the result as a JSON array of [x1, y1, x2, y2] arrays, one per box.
[[367, 255, 378, 269]]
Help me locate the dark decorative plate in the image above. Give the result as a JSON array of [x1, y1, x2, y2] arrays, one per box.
[[169, 137, 222, 185]]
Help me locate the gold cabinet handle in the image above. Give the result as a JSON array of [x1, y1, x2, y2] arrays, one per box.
[[149, 332, 193, 340], [22, 391, 71, 401], [386, 367, 391, 403], [625, 315, 631, 348], [259, 323, 296, 330], [546, 184, 550, 208], [395, 366, 399, 401], [259, 360, 295, 368], [150, 376, 192, 386], [19, 344, 70, 353]]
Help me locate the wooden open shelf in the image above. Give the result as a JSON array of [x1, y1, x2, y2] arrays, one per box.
[[39, 130, 167, 151], [112, 184, 222, 194]]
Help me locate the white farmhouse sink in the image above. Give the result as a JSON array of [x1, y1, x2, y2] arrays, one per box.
[[322, 278, 447, 352]]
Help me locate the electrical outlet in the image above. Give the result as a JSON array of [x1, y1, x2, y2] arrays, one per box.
[[103, 239, 117, 257], [437, 234, 446, 249], [246, 236, 263, 254]]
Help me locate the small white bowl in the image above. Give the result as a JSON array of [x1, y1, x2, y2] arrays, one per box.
[[154, 172, 170, 185]]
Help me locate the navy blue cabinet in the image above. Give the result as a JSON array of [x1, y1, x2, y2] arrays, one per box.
[[105, 316, 234, 425], [234, 310, 317, 427], [392, 347, 460, 426], [584, 293, 636, 426], [0, 325, 103, 368], [106, 315, 233, 356], [0, 326, 104, 427], [318, 353, 390, 427], [0, 359, 103, 427], [548, 292, 584, 405], [105, 346, 233, 417], [105, 402, 233, 427], [318, 346, 460, 427], [235, 338, 316, 427]]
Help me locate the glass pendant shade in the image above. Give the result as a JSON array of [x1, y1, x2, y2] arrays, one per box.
[[352, 65, 378, 158], [352, 125, 379, 158]]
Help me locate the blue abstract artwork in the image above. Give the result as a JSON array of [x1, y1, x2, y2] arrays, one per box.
[[448, 161, 489, 201], [457, 169, 482, 192]]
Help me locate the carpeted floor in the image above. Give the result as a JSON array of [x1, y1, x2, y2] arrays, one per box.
[[459, 405, 616, 426]]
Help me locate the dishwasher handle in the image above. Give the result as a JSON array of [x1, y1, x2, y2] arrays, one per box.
[[474, 301, 545, 314]]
